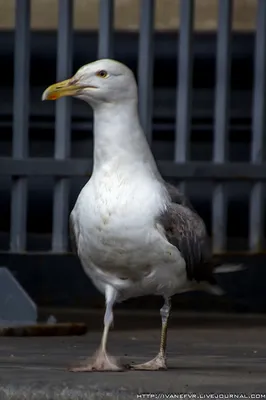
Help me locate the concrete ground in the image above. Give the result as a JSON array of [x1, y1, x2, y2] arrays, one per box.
[[0, 321, 266, 399]]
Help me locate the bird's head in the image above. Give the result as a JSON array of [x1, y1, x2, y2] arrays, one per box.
[[42, 59, 138, 106]]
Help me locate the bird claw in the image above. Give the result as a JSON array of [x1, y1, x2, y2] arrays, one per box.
[[130, 353, 167, 371], [68, 349, 124, 372]]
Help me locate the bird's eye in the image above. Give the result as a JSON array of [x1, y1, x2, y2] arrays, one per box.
[[96, 70, 108, 78]]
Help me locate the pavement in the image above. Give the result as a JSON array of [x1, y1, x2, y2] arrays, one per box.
[[0, 320, 266, 399]]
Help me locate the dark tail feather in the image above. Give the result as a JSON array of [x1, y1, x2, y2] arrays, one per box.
[[196, 262, 246, 296]]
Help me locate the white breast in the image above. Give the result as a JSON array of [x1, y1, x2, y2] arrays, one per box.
[[71, 165, 187, 300]]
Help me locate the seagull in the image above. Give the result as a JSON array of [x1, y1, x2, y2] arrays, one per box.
[[42, 59, 242, 372]]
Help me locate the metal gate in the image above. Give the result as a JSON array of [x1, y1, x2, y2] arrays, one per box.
[[1, 0, 266, 257]]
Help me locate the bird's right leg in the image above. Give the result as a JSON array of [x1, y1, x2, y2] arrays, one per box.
[[70, 285, 124, 372]]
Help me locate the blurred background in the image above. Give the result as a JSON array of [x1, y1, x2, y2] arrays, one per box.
[[0, 0, 266, 319]]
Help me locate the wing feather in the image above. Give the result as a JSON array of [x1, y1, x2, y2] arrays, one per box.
[[159, 183, 216, 284]]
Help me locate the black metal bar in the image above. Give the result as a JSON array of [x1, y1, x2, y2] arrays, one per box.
[[52, 0, 73, 253], [3, 159, 266, 180], [175, 0, 194, 163], [175, 0, 194, 194], [10, 0, 30, 252], [138, 0, 155, 143], [249, 0, 266, 252], [212, 0, 232, 253], [98, 0, 114, 59]]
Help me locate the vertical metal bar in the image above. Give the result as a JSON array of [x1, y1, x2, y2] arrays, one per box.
[[10, 0, 30, 252], [138, 0, 155, 144], [249, 0, 266, 252], [52, 0, 73, 252], [175, 0, 194, 193], [98, 0, 114, 59], [175, 0, 194, 163], [212, 0, 232, 253]]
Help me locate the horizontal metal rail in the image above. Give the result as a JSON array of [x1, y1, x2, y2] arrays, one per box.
[[1, 158, 266, 180]]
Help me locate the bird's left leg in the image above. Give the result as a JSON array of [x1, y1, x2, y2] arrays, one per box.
[[70, 285, 124, 372], [130, 297, 171, 370]]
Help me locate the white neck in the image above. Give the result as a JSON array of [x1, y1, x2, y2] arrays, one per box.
[[91, 100, 160, 178]]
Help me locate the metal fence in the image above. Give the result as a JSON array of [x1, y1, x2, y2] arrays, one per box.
[[1, 0, 266, 256]]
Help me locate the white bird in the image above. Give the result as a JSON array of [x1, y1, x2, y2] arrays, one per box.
[[42, 59, 242, 372]]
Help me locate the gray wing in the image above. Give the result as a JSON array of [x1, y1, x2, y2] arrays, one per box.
[[69, 213, 78, 254], [159, 183, 215, 283], [164, 182, 195, 210]]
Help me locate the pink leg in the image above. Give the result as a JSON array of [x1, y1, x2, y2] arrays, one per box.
[[69, 324, 124, 372], [69, 285, 124, 372]]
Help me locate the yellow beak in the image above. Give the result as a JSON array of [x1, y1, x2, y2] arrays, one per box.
[[41, 78, 82, 101]]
